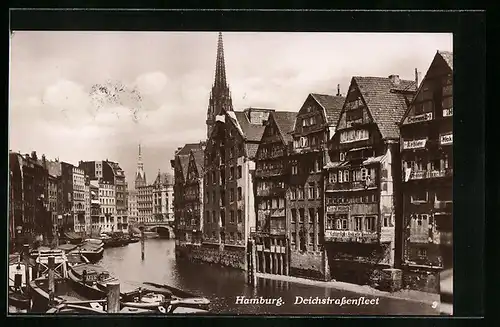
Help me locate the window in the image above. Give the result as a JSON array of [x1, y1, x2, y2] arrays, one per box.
[[237, 166, 242, 179], [308, 208, 315, 223], [411, 190, 428, 203], [297, 186, 304, 199], [290, 187, 296, 200], [383, 214, 390, 227], [344, 170, 350, 182], [212, 211, 216, 224], [230, 189, 235, 202], [237, 210, 242, 223], [316, 185, 321, 199], [329, 172, 337, 183], [291, 232, 296, 245], [354, 217, 362, 231], [237, 187, 242, 201], [365, 216, 376, 232], [307, 183, 315, 199], [302, 119, 307, 127], [314, 158, 320, 172], [335, 216, 348, 230], [418, 247, 427, 257], [291, 209, 297, 223], [326, 215, 335, 229], [292, 163, 298, 175], [272, 198, 278, 209], [338, 170, 343, 183], [212, 172, 216, 184], [278, 198, 285, 208], [340, 129, 369, 143], [308, 233, 314, 246], [230, 167, 234, 180], [299, 208, 305, 223], [230, 210, 235, 223]]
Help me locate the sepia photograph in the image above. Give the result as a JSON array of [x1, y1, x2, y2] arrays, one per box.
[[8, 30, 453, 316]]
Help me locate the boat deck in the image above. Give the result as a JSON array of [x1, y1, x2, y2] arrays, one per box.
[[34, 279, 89, 301]]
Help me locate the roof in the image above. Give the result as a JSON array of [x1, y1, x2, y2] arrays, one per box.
[[154, 172, 174, 186], [353, 76, 416, 139], [311, 93, 346, 126], [245, 143, 260, 159], [272, 111, 297, 144], [190, 148, 205, 174], [233, 111, 267, 142], [176, 143, 204, 156], [437, 50, 453, 71], [179, 155, 190, 180]]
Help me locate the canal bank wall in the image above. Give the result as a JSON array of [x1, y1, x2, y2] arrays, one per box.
[[176, 242, 246, 270], [255, 272, 439, 306]]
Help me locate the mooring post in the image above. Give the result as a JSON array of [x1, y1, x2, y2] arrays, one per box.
[[106, 281, 120, 313], [48, 256, 55, 306], [22, 244, 31, 291], [251, 239, 257, 286], [140, 227, 145, 261]]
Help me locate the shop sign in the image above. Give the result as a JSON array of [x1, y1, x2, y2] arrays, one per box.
[[440, 133, 453, 145], [403, 139, 427, 150], [407, 112, 433, 123], [326, 205, 350, 213]]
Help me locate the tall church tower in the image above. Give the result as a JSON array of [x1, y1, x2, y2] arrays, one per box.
[[206, 32, 233, 139], [135, 144, 147, 189]]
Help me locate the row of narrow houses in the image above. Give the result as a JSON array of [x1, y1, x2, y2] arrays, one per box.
[[171, 32, 453, 292]]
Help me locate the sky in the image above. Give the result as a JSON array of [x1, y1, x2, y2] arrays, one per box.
[[9, 32, 452, 187]]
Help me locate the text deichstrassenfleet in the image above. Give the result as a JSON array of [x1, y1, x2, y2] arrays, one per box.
[[235, 296, 380, 307]]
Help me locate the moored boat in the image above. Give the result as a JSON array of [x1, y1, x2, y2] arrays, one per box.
[[73, 240, 104, 263], [68, 263, 210, 313]]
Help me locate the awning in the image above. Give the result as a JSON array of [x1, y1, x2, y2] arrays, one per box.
[[348, 146, 372, 152], [363, 155, 385, 165]]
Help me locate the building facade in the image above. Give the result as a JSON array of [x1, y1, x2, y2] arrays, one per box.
[[152, 170, 174, 222], [172, 143, 205, 241], [181, 148, 205, 244], [135, 145, 147, 189], [400, 51, 453, 291], [110, 162, 128, 232], [287, 93, 345, 280], [253, 111, 297, 275], [127, 189, 138, 225], [89, 181, 101, 234], [137, 184, 153, 223], [324, 75, 416, 286], [99, 181, 116, 232], [72, 166, 87, 233]]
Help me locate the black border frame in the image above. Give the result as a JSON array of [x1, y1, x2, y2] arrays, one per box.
[[5, 7, 485, 326]]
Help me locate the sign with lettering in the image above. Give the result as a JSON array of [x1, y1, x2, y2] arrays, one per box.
[[326, 205, 350, 213], [324, 230, 378, 240], [443, 108, 453, 117], [440, 133, 453, 145], [403, 139, 427, 150], [407, 112, 433, 124]]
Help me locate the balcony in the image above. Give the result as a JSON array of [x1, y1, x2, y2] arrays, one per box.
[[290, 142, 325, 155], [325, 180, 377, 192], [406, 168, 453, 181], [255, 167, 285, 178], [91, 199, 100, 206], [324, 230, 379, 243], [257, 187, 286, 197]]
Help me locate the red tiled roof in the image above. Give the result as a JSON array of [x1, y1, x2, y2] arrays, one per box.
[[311, 93, 346, 126], [272, 111, 297, 144], [353, 76, 416, 139]]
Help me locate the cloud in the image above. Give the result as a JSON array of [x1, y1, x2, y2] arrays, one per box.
[[135, 71, 168, 95]]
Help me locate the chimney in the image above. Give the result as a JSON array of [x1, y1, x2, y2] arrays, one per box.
[[415, 68, 419, 87], [336, 84, 341, 96], [388, 75, 400, 85], [31, 151, 38, 161]]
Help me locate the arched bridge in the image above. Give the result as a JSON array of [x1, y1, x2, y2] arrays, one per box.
[[132, 221, 175, 239]]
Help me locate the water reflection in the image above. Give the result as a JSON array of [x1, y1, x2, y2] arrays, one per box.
[[100, 239, 437, 315]]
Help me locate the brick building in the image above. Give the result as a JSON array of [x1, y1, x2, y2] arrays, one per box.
[[253, 111, 297, 275], [287, 92, 345, 280], [182, 148, 205, 244], [324, 75, 416, 286], [399, 51, 453, 292], [152, 170, 175, 223]]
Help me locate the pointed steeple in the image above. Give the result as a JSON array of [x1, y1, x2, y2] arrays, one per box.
[[206, 32, 233, 139], [214, 32, 227, 89], [135, 143, 146, 189]]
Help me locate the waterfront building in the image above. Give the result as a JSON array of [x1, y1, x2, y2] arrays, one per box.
[[89, 181, 100, 233], [127, 189, 139, 225], [287, 91, 345, 280], [84, 177, 91, 233], [324, 75, 416, 286], [399, 51, 453, 291], [137, 184, 154, 223], [71, 166, 87, 233], [9, 151, 51, 244], [152, 170, 175, 222], [182, 147, 205, 244], [109, 161, 129, 232], [171, 143, 205, 242], [47, 173, 59, 235], [253, 111, 297, 275]]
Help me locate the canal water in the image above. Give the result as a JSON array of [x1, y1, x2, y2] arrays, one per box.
[[100, 239, 437, 315]]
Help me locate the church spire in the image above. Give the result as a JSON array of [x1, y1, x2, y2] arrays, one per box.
[[214, 32, 227, 89], [206, 32, 233, 139], [135, 143, 146, 189]]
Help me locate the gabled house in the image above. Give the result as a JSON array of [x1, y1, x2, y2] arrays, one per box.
[[399, 51, 453, 292], [287, 91, 345, 280], [324, 75, 416, 287], [253, 110, 297, 275], [183, 147, 205, 244]]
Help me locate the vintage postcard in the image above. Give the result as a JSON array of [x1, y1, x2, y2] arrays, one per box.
[[9, 27, 454, 315]]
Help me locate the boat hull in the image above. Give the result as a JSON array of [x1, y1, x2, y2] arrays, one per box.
[[78, 247, 104, 263], [8, 289, 31, 310]]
